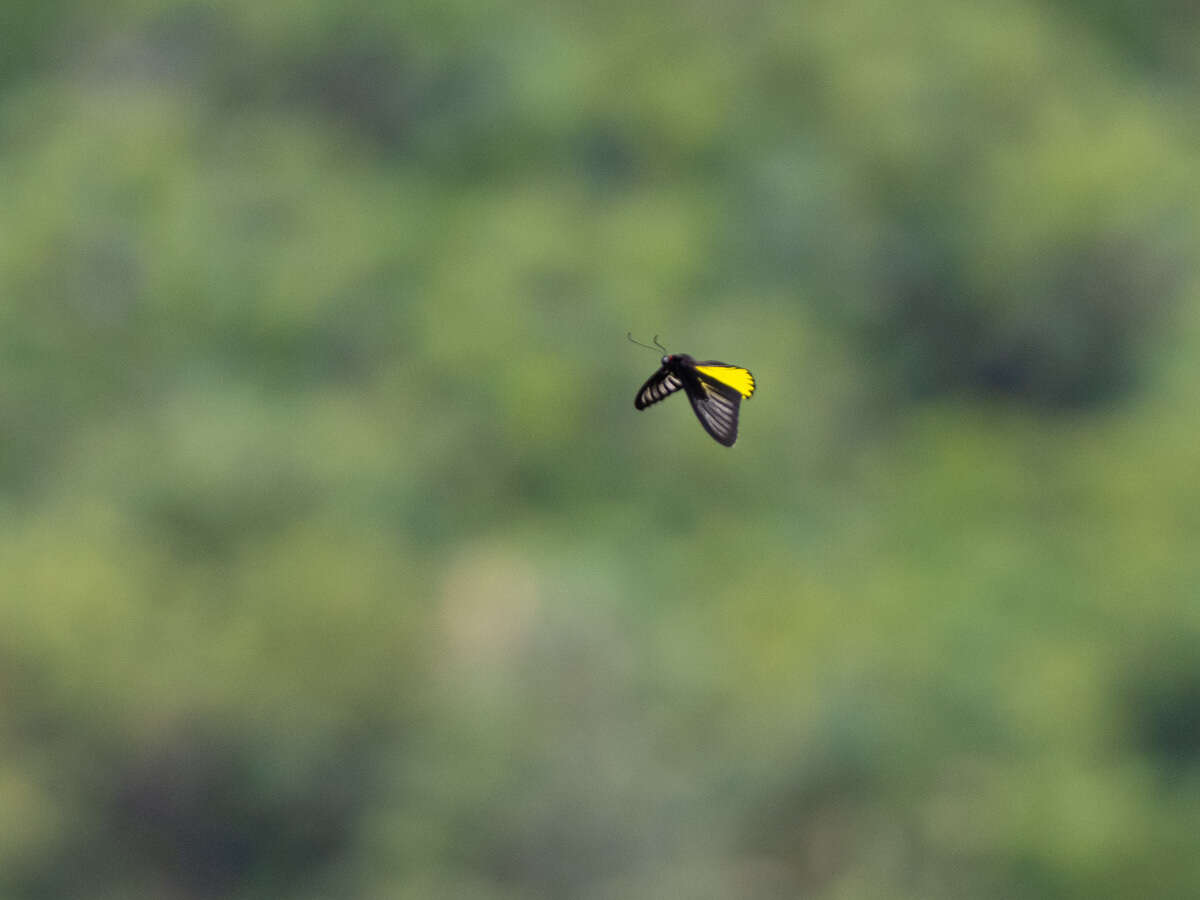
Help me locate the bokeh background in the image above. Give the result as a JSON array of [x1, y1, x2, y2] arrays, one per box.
[[3, 1, 1200, 897]]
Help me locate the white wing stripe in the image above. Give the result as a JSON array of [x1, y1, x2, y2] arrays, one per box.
[[636, 370, 685, 409]]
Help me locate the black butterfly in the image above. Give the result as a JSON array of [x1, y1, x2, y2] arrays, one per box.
[[632, 337, 756, 446]]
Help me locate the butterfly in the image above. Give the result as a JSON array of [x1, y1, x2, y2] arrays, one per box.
[[631, 335, 756, 446]]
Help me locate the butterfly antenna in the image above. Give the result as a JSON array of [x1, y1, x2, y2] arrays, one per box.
[[628, 332, 668, 353]]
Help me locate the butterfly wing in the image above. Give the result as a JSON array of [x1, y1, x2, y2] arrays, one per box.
[[685, 376, 743, 446], [693, 363, 755, 399], [635, 366, 685, 409]]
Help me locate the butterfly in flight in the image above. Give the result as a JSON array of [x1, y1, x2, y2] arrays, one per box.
[[629, 334, 756, 446]]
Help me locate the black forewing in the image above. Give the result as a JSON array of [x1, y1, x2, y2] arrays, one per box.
[[635, 367, 684, 409], [686, 373, 743, 446]]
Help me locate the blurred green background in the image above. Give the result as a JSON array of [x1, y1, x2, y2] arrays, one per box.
[[3, 1, 1200, 897]]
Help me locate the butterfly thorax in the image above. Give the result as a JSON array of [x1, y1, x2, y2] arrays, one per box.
[[662, 354, 703, 393]]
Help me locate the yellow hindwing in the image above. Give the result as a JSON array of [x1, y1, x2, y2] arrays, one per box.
[[694, 365, 755, 399]]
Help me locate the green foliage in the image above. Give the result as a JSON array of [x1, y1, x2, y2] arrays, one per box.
[[1, 1, 1199, 897]]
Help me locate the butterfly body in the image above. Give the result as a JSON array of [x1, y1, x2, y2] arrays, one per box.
[[635, 353, 755, 446]]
